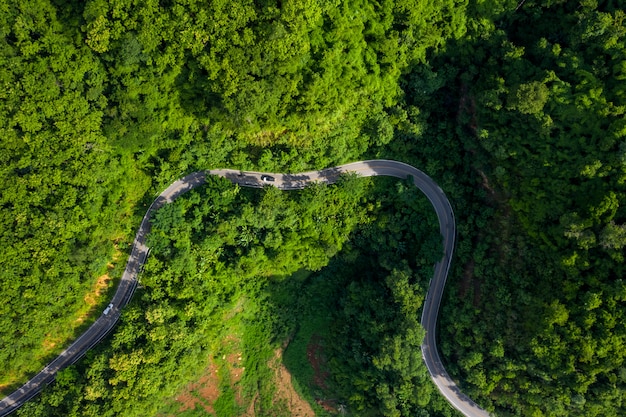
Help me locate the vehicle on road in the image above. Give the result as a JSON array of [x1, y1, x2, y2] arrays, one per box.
[[103, 303, 114, 315], [261, 175, 275, 182]]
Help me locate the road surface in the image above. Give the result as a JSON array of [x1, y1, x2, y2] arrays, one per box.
[[0, 160, 490, 417]]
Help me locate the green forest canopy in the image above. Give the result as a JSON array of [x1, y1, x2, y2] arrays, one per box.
[[1, 0, 625, 416]]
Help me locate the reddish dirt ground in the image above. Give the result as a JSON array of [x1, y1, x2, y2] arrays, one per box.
[[306, 334, 342, 414], [306, 335, 330, 391], [240, 392, 258, 417], [175, 361, 219, 414], [84, 273, 113, 307], [41, 334, 62, 351], [227, 352, 244, 383], [171, 338, 314, 417], [76, 259, 116, 325], [272, 348, 316, 417], [316, 398, 340, 413]]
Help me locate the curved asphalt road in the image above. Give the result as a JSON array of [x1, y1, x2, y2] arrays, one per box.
[[0, 160, 490, 417]]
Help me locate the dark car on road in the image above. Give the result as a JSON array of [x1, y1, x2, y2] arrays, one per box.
[[261, 175, 275, 182]]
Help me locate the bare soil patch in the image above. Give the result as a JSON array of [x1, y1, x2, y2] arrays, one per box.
[[240, 392, 258, 417], [170, 343, 315, 417], [83, 272, 113, 307], [76, 256, 118, 325], [305, 334, 342, 414], [197, 362, 221, 412], [170, 335, 241, 415], [173, 360, 220, 414], [306, 335, 329, 390], [228, 352, 244, 384], [41, 334, 63, 352], [74, 272, 112, 326], [270, 348, 316, 417]]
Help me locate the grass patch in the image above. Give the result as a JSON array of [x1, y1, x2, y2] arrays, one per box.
[[213, 386, 239, 416]]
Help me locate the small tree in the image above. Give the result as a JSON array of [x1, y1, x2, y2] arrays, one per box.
[[507, 81, 549, 115]]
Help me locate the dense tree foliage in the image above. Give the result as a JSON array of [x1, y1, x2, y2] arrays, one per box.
[[2, 0, 626, 416], [404, 1, 626, 416], [0, 0, 150, 388]]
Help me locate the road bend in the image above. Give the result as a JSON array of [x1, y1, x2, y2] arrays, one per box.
[[0, 160, 490, 417]]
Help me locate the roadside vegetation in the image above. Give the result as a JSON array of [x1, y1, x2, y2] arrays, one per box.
[[1, 0, 625, 416]]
